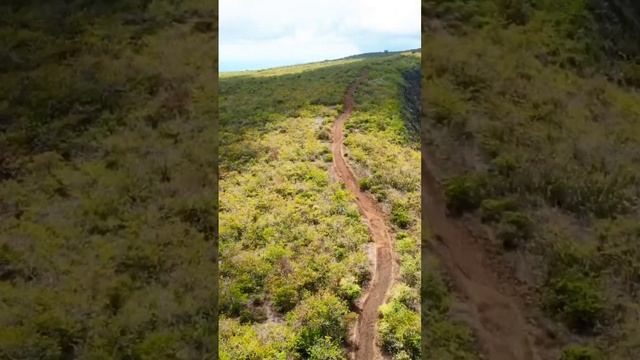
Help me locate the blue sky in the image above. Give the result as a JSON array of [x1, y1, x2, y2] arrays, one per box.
[[220, 0, 421, 72]]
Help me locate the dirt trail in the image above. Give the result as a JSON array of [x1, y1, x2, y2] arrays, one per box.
[[331, 71, 393, 360], [422, 153, 561, 360]]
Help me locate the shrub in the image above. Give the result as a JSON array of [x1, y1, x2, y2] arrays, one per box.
[[289, 293, 349, 357], [395, 232, 416, 255], [444, 173, 487, 216], [239, 305, 268, 323], [400, 255, 420, 287], [548, 241, 599, 276], [317, 127, 331, 141], [308, 336, 345, 360], [421, 269, 450, 317], [497, 0, 532, 25], [177, 202, 216, 240], [560, 345, 602, 360], [219, 283, 249, 318], [502, 211, 532, 234], [423, 320, 476, 360], [338, 276, 361, 303], [428, 81, 468, 127], [490, 153, 519, 177], [479, 197, 518, 222], [496, 211, 533, 250], [0, 327, 61, 359], [391, 202, 412, 229], [378, 289, 421, 359], [545, 273, 605, 332], [135, 330, 181, 360], [272, 284, 298, 314], [358, 177, 373, 191], [373, 188, 388, 202], [219, 318, 291, 360]]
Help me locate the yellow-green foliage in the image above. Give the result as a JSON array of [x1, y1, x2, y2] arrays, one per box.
[[219, 110, 369, 358], [0, 1, 217, 358], [219, 319, 293, 360], [219, 53, 422, 359], [378, 285, 421, 360], [219, 106, 372, 358]]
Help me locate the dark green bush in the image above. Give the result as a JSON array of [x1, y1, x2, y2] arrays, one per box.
[[444, 173, 487, 216], [497, 0, 532, 25], [272, 284, 298, 313], [497, 211, 533, 250], [545, 272, 605, 332]]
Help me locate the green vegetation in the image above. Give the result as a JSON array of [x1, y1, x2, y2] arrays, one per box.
[[391, 202, 413, 229], [219, 107, 369, 358], [378, 285, 421, 359], [0, 0, 217, 358], [421, 256, 477, 359], [424, 0, 640, 355], [444, 174, 487, 216], [341, 53, 422, 359], [546, 271, 604, 332], [560, 345, 603, 360], [219, 52, 421, 358], [544, 240, 606, 333]]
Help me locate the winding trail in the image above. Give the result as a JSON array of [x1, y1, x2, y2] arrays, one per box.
[[421, 153, 561, 360], [331, 71, 393, 360]]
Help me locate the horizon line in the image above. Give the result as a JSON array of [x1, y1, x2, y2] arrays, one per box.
[[219, 47, 421, 74]]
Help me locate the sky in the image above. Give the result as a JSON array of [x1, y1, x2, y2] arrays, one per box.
[[219, 0, 421, 72]]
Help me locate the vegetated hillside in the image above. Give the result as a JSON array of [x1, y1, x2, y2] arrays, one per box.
[[218, 53, 423, 359], [423, 0, 640, 358], [0, 1, 217, 358]]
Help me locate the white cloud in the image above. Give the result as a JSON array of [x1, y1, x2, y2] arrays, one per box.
[[219, 0, 420, 71], [350, 0, 420, 34], [220, 31, 361, 70]]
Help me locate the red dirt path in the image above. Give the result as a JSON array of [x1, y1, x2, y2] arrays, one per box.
[[331, 72, 393, 360]]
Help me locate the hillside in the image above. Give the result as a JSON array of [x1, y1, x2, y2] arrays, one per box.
[[423, 0, 640, 359], [0, 1, 217, 358], [218, 52, 425, 359]]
